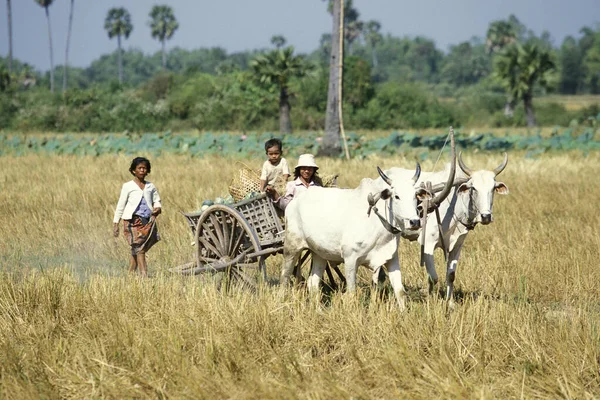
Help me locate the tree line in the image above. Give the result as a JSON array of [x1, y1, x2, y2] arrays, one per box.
[[4, 1, 178, 92], [1, 1, 600, 140]]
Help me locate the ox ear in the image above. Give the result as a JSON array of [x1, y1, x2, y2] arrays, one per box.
[[415, 188, 431, 201], [380, 188, 392, 200], [458, 182, 472, 193], [495, 182, 509, 195]]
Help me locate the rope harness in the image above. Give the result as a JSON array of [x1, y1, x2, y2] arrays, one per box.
[[456, 188, 478, 231], [367, 193, 402, 235], [416, 182, 449, 265]]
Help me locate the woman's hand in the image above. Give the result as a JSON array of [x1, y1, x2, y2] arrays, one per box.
[[113, 223, 120, 237], [152, 207, 162, 216]]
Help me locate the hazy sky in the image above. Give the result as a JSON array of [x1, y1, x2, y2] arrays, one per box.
[[1, 0, 598, 71]]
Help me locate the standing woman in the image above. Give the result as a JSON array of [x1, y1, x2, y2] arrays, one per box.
[[270, 153, 320, 211], [113, 157, 162, 276]]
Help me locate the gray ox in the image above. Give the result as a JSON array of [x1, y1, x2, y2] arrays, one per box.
[[382, 152, 509, 304], [280, 164, 455, 310]]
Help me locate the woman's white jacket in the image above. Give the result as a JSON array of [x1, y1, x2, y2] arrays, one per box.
[[113, 180, 161, 223]]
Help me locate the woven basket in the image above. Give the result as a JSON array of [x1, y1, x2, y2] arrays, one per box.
[[228, 165, 262, 202]]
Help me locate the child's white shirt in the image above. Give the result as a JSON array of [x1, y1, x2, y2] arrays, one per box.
[[260, 158, 290, 185]]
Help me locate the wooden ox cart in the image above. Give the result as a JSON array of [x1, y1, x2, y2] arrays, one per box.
[[173, 193, 345, 290]]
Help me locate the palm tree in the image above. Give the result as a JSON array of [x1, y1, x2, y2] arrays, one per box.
[[327, 0, 361, 54], [493, 42, 556, 127], [63, 0, 74, 92], [149, 5, 178, 69], [486, 20, 516, 54], [321, 0, 343, 156], [35, 0, 55, 92], [364, 20, 382, 67], [6, 0, 13, 73], [344, 20, 363, 55], [270, 35, 286, 49], [250, 47, 314, 134], [104, 7, 133, 84]]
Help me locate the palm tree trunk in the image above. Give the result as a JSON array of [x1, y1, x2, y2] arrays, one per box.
[[321, 0, 343, 156], [371, 47, 378, 68], [523, 93, 536, 127], [117, 34, 123, 84], [503, 99, 514, 117], [63, 0, 74, 92], [45, 5, 55, 93], [279, 87, 292, 134], [7, 0, 12, 73], [162, 39, 166, 69]]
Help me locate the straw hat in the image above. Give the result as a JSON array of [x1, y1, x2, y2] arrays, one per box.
[[295, 154, 319, 170]]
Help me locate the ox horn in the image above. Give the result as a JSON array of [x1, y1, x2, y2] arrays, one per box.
[[377, 166, 392, 186], [458, 151, 472, 177], [431, 126, 456, 206], [493, 152, 509, 176], [412, 161, 422, 184]]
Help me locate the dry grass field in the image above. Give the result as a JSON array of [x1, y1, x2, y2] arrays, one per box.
[[1, 150, 600, 399]]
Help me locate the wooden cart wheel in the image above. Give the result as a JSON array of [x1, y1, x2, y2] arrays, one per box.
[[194, 205, 262, 291], [293, 250, 346, 292]]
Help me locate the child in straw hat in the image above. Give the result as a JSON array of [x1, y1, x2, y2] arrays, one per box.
[[270, 153, 321, 211]]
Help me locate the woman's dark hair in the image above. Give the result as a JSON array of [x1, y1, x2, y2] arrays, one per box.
[[264, 138, 283, 153], [129, 157, 151, 175], [294, 167, 319, 184]]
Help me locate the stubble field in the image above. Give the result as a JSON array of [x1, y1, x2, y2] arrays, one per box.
[[1, 150, 600, 399]]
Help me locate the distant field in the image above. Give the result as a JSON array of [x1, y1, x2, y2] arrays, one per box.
[[536, 94, 600, 111], [1, 151, 600, 398]]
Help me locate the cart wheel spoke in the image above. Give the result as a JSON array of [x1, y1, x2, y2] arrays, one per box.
[[198, 236, 222, 259], [194, 204, 262, 292], [226, 218, 237, 255], [231, 225, 247, 256], [202, 226, 222, 256], [222, 213, 232, 255], [209, 213, 226, 254]]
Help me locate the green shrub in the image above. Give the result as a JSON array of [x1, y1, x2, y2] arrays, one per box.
[[352, 82, 457, 129], [167, 73, 219, 119]]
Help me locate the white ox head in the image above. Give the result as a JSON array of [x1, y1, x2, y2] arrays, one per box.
[[457, 152, 509, 225], [374, 164, 428, 231]]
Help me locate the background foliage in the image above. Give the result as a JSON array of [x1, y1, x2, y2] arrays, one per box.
[[1, 11, 599, 133]]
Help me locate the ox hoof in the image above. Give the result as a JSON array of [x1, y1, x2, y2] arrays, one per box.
[[396, 297, 408, 312], [446, 300, 458, 312]]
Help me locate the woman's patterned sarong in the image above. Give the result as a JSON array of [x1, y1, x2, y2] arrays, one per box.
[[123, 215, 160, 255]]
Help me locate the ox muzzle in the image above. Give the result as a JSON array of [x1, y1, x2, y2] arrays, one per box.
[[408, 218, 421, 229], [480, 213, 493, 225]]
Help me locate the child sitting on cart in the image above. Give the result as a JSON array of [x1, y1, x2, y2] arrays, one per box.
[[259, 138, 290, 192]]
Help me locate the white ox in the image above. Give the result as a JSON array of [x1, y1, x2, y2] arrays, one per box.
[[382, 152, 509, 304], [280, 164, 454, 310]]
